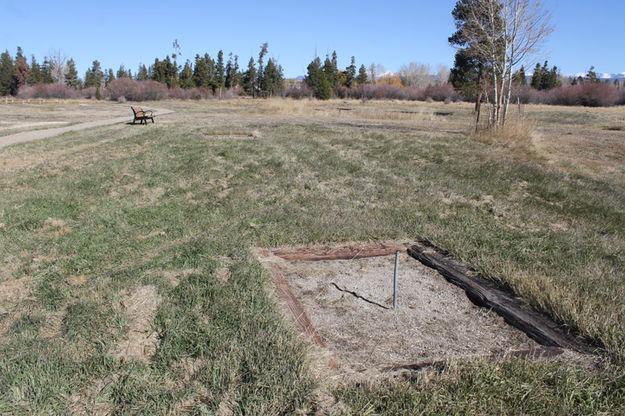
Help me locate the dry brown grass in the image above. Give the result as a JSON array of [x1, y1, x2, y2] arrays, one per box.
[[474, 117, 536, 147]]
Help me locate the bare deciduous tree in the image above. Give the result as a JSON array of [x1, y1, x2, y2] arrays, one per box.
[[435, 64, 450, 85], [49, 49, 68, 84], [458, 0, 553, 127], [398, 62, 432, 87]]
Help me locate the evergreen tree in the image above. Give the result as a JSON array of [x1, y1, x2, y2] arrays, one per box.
[[14, 47, 29, 90], [322, 55, 337, 90], [257, 43, 268, 94], [136, 64, 148, 81], [530, 63, 542, 89], [84, 60, 104, 88], [105, 68, 115, 86], [242, 57, 257, 97], [27, 55, 42, 85], [585, 66, 599, 83], [164, 56, 179, 88], [261, 58, 284, 97], [233, 55, 241, 88], [205, 53, 217, 92], [116, 65, 131, 79], [448, 0, 503, 102], [65, 59, 82, 89], [345, 56, 357, 88], [0, 50, 16, 95], [150, 58, 165, 83], [514, 66, 527, 86], [449, 48, 483, 97], [193, 54, 209, 88], [356, 64, 368, 85], [179, 60, 194, 89], [40, 58, 53, 83], [305, 57, 332, 99], [216, 50, 225, 96]]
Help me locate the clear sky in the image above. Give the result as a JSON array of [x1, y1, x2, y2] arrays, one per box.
[[2, 0, 624, 78]]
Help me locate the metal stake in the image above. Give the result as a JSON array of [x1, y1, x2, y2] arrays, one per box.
[[393, 251, 399, 309]]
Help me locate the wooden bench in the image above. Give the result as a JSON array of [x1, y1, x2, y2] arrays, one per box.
[[131, 106, 154, 124]]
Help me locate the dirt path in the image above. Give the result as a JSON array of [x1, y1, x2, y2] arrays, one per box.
[[0, 107, 173, 149]]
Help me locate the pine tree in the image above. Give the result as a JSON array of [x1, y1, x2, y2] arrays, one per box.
[[242, 57, 257, 97], [40, 58, 53, 83], [530, 63, 542, 89], [205, 54, 217, 92], [192, 54, 209, 88], [261, 58, 284, 97], [65, 59, 82, 89], [27, 55, 42, 85], [322, 55, 337, 90], [116, 65, 130, 79], [585, 66, 599, 83], [518, 66, 527, 86], [179, 60, 194, 89], [449, 48, 482, 97], [257, 43, 268, 95], [345, 56, 357, 88], [84, 60, 104, 88], [14, 47, 29, 90], [163, 56, 179, 88], [305, 57, 331, 99], [105, 68, 115, 86], [150, 58, 164, 83], [136, 64, 148, 81], [216, 50, 225, 96], [356, 64, 368, 85], [0, 50, 16, 95], [233, 55, 241, 88]]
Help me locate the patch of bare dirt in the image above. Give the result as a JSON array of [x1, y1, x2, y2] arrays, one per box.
[[68, 375, 117, 416], [112, 285, 162, 362], [39, 308, 66, 339], [36, 217, 71, 237], [66, 274, 87, 286], [0, 258, 30, 340], [265, 250, 541, 378], [161, 268, 201, 287], [214, 268, 231, 283]]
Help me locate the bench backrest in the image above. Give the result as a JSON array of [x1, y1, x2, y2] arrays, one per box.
[[131, 106, 144, 116]]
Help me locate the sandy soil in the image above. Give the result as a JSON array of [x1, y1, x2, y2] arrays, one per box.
[[276, 253, 540, 373]]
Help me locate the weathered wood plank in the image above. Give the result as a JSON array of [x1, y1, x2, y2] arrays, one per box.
[[382, 347, 564, 372], [273, 243, 405, 261], [407, 241, 592, 353]]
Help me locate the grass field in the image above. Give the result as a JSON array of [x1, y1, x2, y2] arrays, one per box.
[[0, 98, 624, 414]]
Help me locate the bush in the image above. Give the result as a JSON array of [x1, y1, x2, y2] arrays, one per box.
[[424, 84, 458, 102], [105, 78, 168, 101], [17, 83, 78, 99], [510, 83, 622, 107]]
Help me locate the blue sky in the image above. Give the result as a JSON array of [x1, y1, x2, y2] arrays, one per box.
[[2, 0, 624, 78]]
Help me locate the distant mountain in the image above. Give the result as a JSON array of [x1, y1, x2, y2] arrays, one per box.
[[570, 72, 625, 82]]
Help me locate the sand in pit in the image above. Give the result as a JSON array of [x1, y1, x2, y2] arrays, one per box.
[[278, 253, 540, 372]]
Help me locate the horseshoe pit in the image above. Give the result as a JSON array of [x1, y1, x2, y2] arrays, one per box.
[[257, 242, 572, 376]]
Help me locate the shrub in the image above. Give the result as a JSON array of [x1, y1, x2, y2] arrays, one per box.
[[80, 87, 97, 99], [105, 79, 168, 101], [17, 83, 78, 99], [424, 83, 458, 102], [285, 84, 312, 99]]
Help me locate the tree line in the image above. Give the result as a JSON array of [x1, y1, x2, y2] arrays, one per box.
[[0, 43, 284, 98]]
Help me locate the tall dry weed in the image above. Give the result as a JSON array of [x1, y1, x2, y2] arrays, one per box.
[[474, 117, 535, 146]]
